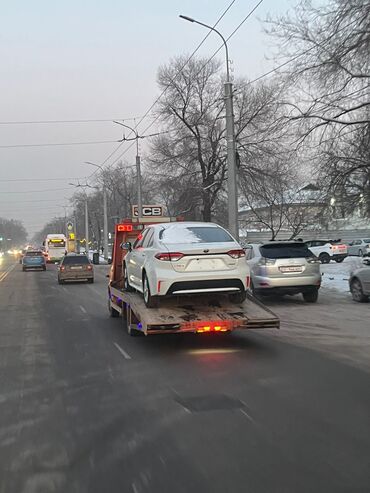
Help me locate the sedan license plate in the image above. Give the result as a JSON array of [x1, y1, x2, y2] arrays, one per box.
[[279, 266, 303, 273], [70, 266, 83, 270]]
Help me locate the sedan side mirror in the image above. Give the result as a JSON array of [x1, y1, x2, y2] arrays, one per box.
[[120, 241, 132, 251]]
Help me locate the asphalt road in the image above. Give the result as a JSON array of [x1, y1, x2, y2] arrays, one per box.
[[0, 254, 369, 493]]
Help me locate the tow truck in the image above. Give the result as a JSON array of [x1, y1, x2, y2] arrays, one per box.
[[108, 217, 279, 336]]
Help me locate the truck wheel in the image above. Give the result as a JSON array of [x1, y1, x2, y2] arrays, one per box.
[[229, 290, 247, 304], [88, 278, 94, 284], [335, 258, 344, 263], [43, 266, 46, 271], [108, 299, 119, 317], [302, 288, 319, 303], [58, 278, 64, 284], [319, 253, 330, 264], [127, 324, 141, 336], [350, 278, 369, 303], [143, 273, 159, 308]]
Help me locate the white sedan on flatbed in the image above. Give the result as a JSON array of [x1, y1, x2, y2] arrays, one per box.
[[122, 222, 250, 308]]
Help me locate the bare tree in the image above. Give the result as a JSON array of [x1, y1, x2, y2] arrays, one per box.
[[0, 217, 27, 247], [149, 56, 227, 222], [264, 0, 370, 217], [266, 0, 370, 133]]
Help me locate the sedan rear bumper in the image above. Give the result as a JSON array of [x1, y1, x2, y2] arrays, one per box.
[[167, 278, 244, 295], [59, 274, 93, 281]]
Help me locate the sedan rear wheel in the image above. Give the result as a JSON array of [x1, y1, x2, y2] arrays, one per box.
[[358, 249, 363, 257], [142, 273, 158, 308], [350, 278, 369, 303], [123, 264, 134, 292]]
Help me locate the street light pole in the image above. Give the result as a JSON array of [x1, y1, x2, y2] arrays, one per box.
[[69, 183, 90, 256], [113, 122, 142, 221], [84, 162, 109, 261], [180, 15, 239, 240], [103, 187, 108, 259]]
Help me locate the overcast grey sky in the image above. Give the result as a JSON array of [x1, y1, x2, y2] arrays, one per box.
[[0, 0, 295, 237]]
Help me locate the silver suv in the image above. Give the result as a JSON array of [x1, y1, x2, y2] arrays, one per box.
[[245, 242, 321, 302]]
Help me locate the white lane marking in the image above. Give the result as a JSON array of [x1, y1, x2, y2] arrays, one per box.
[[113, 342, 131, 360], [240, 408, 255, 423], [0, 264, 16, 283], [79, 305, 87, 314]]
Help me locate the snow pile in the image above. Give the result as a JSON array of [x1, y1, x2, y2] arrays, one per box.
[[162, 226, 204, 244]]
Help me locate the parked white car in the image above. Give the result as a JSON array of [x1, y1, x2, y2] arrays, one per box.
[[346, 239, 370, 257], [305, 239, 348, 264], [122, 222, 250, 307]]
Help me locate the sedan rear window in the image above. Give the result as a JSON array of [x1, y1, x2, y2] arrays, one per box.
[[161, 226, 233, 244], [62, 255, 90, 265], [260, 244, 313, 259], [25, 251, 43, 256]]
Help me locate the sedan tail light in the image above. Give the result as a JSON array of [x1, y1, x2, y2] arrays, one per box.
[[227, 249, 246, 259], [155, 252, 184, 261], [87, 265, 93, 270], [60, 266, 65, 271]]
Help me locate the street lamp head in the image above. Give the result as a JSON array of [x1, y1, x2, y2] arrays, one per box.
[[179, 14, 195, 23]]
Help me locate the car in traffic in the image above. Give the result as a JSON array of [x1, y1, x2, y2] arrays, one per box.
[[304, 239, 348, 263], [245, 241, 321, 302], [122, 221, 250, 308], [22, 250, 46, 271], [349, 257, 370, 302], [58, 254, 94, 284], [346, 238, 370, 257], [19, 248, 27, 264]]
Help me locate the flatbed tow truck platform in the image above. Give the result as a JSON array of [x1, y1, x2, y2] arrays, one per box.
[[108, 219, 279, 336], [109, 287, 279, 335]]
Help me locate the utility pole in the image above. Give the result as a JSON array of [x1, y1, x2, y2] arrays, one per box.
[[103, 188, 108, 261], [136, 153, 142, 222], [85, 199, 89, 256], [180, 15, 239, 240], [113, 122, 143, 221], [224, 81, 239, 241]]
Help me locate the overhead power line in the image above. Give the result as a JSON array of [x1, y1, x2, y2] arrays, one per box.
[[0, 139, 119, 149], [89, 0, 238, 175], [0, 187, 70, 194], [108, 0, 265, 167], [0, 177, 86, 182], [0, 198, 67, 204], [0, 117, 141, 125]]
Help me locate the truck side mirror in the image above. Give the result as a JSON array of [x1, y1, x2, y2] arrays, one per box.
[[120, 241, 132, 251]]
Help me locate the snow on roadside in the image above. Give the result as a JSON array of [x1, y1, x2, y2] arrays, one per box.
[[320, 256, 364, 293]]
